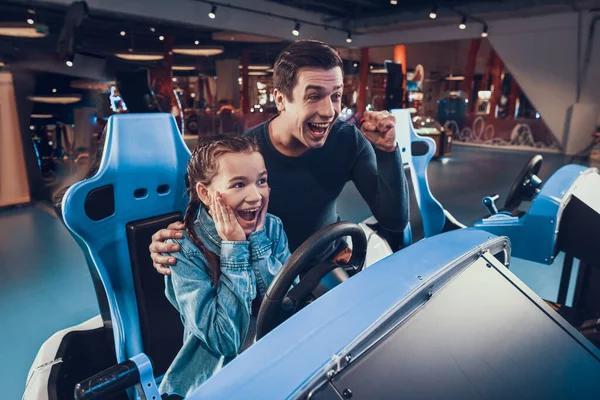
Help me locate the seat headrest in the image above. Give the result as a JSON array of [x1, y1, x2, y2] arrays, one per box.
[[63, 113, 191, 231]]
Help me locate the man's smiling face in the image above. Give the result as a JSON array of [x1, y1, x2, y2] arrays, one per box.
[[277, 66, 343, 150]]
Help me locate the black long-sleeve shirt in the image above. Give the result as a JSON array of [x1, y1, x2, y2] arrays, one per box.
[[245, 118, 409, 256]]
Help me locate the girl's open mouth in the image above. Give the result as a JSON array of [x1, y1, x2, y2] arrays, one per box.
[[237, 208, 259, 222]]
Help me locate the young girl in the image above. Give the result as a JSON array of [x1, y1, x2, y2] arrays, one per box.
[[159, 135, 291, 397]]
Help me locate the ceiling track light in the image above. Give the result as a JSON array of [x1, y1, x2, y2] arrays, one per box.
[[390, 0, 398, 4], [27, 8, 35, 25], [346, 32, 352, 43], [66, 54, 74, 67], [481, 24, 489, 37], [208, 5, 217, 19], [459, 16, 467, 30], [429, 5, 437, 19], [141, 3, 368, 39]]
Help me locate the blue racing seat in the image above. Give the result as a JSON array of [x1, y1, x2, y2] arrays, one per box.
[[392, 109, 465, 239], [60, 113, 191, 381]]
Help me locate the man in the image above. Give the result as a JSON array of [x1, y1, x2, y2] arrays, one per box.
[[150, 39, 408, 273]]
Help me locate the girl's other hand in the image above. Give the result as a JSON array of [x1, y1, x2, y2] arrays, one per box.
[[213, 191, 246, 242]]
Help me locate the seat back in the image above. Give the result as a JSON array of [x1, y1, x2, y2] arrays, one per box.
[[391, 109, 447, 238], [60, 113, 190, 376]]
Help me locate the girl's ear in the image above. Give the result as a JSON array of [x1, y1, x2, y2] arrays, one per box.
[[196, 182, 211, 207]]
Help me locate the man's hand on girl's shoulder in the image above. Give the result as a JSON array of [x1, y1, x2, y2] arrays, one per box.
[[149, 221, 185, 275]]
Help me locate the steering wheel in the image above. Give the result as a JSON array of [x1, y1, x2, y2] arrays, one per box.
[[504, 154, 544, 211], [256, 222, 367, 339]]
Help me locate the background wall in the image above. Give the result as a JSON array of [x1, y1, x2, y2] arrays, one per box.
[[0, 73, 30, 207], [490, 12, 600, 153]]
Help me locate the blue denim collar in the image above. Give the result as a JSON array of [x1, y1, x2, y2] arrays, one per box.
[[194, 206, 221, 253]]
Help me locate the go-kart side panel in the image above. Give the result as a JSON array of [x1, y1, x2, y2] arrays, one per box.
[[187, 229, 506, 400], [475, 165, 593, 264], [556, 170, 600, 265], [62, 114, 190, 363], [323, 256, 600, 399]]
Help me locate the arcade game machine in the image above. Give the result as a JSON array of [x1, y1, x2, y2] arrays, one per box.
[[115, 70, 161, 115], [404, 65, 424, 113], [437, 90, 468, 130], [30, 124, 57, 181], [474, 89, 491, 116], [411, 116, 452, 158], [180, 76, 219, 138], [383, 61, 404, 111]]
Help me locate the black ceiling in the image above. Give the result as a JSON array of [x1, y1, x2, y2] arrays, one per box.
[[264, 0, 484, 21], [263, 0, 581, 26], [0, 0, 579, 80], [0, 1, 289, 74]]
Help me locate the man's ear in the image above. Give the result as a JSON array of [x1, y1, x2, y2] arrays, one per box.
[[273, 88, 286, 113], [196, 182, 211, 207]]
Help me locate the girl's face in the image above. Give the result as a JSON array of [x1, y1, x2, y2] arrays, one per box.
[[197, 151, 269, 235]]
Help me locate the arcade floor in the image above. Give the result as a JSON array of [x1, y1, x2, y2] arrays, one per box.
[[1, 145, 586, 399]]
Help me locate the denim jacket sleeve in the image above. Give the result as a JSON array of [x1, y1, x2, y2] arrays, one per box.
[[247, 216, 291, 291], [166, 239, 256, 357]]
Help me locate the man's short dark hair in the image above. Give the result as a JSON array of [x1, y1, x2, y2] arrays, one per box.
[[273, 40, 344, 101]]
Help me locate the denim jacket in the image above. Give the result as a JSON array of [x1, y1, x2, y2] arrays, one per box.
[[158, 207, 291, 397]]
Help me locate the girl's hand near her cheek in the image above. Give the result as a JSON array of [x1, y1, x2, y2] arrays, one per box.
[[213, 192, 246, 242], [255, 188, 270, 232]]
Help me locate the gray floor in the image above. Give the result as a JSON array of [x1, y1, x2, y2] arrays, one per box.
[[0, 144, 585, 399], [1, 204, 95, 399]]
